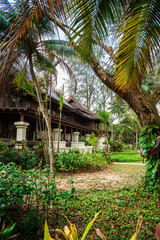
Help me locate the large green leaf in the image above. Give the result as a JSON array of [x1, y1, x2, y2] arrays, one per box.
[[115, 0, 160, 88], [68, 0, 125, 62]]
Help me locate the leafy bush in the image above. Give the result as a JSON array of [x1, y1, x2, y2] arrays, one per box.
[[109, 141, 123, 152], [80, 138, 91, 146], [0, 163, 76, 212], [54, 148, 111, 172], [123, 143, 132, 150], [140, 124, 160, 191], [81, 132, 98, 149], [0, 140, 41, 169]]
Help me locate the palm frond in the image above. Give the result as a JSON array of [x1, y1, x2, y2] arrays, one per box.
[[68, 0, 125, 62], [0, 15, 10, 32], [115, 0, 160, 88], [33, 50, 57, 75], [0, 0, 66, 78], [12, 66, 28, 90], [42, 39, 75, 57]]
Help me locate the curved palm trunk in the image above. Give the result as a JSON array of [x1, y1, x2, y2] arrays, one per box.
[[28, 54, 54, 173], [90, 57, 160, 127]]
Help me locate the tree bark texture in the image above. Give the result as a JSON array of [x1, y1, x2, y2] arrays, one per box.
[[28, 54, 54, 173]]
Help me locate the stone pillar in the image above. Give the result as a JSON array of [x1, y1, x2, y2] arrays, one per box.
[[72, 132, 80, 142], [14, 121, 29, 141], [53, 128, 62, 141], [85, 134, 90, 140]]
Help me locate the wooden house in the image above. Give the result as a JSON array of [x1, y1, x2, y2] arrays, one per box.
[[0, 85, 100, 148]]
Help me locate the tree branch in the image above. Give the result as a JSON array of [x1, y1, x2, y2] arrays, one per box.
[[95, 39, 116, 62]]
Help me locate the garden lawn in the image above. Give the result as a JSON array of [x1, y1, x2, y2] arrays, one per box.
[[50, 185, 159, 240], [111, 150, 143, 162]]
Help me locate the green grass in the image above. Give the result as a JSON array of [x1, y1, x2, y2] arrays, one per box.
[[51, 185, 159, 240], [111, 150, 143, 162]]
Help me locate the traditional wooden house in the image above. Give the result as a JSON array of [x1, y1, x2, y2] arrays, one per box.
[[0, 85, 100, 149]]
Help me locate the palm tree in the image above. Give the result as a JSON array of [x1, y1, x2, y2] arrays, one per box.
[[1, 0, 160, 128], [120, 110, 141, 150], [98, 110, 110, 150], [0, 0, 75, 172]]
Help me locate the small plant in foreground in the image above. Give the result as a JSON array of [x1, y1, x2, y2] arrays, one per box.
[[44, 211, 143, 240]]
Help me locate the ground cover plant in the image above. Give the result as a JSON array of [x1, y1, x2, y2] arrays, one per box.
[[0, 158, 156, 240], [111, 150, 143, 162]]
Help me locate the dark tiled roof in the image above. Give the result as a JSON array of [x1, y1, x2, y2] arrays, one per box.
[[66, 96, 99, 119]]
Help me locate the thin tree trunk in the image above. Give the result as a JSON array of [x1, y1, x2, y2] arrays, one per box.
[[135, 131, 138, 151], [28, 54, 54, 173], [111, 91, 114, 142], [132, 132, 135, 150], [57, 109, 62, 152]]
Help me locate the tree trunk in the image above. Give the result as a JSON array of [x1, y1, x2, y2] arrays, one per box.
[[132, 132, 135, 150], [135, 131, 138, 151], [55, 20, 160, 128], [57, 109, 62, 153], [90, 57, 160, 127], [28, 54, 54, 173]]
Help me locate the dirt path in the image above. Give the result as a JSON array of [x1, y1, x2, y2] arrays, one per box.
[[56, 163, 145, 190]]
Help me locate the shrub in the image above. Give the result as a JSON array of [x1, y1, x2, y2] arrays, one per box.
[[109, 141, 123, 152], [0, 163, 76, 212], [0, 140, 40, 169], [0, 163, 56, 210], [81, 132, 98, 149], [54, 149, 111, 172]]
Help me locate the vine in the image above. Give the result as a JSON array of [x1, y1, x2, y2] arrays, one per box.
[[140, 124, 160, 191]]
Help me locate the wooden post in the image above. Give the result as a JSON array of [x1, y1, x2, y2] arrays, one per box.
[[20, 114, 24, 121], [35, 117, 38, 141], [80, 130, 82, 139], [71, 127, 73, 141], [64, 125, 66, 141]]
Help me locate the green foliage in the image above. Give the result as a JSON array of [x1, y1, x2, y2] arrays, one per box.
[[0, 140, 40, 170], [0, 163, 76, 214], [44, 204, 142, 240], [140, 124, 160, 191], [89, 132, 98, 149], [81, 133, 98, 149], [44, 211, 105, 240], [16, 209, 44, 240], [54, 148, 111, 172], [123, 144, 133, 150], [0, 218, 16, 240], [80, 138, 91, 146], [111, 151, 143, 162], [109, 140, 123, 152], [52, 184, 158, 239]]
